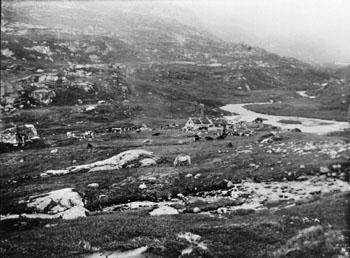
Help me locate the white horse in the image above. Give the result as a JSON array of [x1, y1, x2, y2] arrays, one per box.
[[173, 154, 191, 166]]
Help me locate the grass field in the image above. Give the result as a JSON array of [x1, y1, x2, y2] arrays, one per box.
[[1, 125, 349, 257]]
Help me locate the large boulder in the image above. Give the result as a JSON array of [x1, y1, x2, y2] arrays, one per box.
[[0, 124, 40, 148], [41, 149, 159, 177], [68, 149, 158, 173], [30, 88, 56, 105], [24, 188, 87, 220], [149, 206, 179, 216]]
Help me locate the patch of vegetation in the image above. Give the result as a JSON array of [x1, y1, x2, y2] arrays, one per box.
[[278, 119, 302, 125]]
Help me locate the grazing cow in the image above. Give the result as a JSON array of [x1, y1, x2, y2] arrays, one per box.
[[173, 154, 191, 166]]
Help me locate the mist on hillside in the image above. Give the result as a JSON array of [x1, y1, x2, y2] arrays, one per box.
[[3, 0, 349, 65], [174, 0, 350, 66]]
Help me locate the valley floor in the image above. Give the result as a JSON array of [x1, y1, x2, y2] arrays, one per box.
[[1, 123, 350, 257]]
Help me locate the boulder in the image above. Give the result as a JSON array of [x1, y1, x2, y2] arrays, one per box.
[[42, 150, 158, 177], [139, 183, 147, 189], [25, 188, 87, 220], [68, 149, 158, 173], [87, 183, 99, 188], [0, 124, 40, 146], [41, 169, 69, 177], [61, 206, 87, 220], [140, 158, 157, 167], [149, 206, 179, 216], [193, 207, 201, 213], [320, 166, 330, 174], [30, 88, 56, 105]]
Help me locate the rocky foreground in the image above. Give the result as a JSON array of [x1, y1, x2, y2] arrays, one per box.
[[1, 127, 349, 257]]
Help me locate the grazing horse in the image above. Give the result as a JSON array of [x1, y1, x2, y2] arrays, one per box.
[[173, 154, 191, 166]]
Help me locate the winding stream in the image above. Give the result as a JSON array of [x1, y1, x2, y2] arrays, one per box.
[[221, 103, 349, 135]]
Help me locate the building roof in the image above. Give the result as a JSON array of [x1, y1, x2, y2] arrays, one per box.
[[189, 117, 213, 125]]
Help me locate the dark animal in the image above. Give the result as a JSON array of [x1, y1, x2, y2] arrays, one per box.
[[205, 136, 214, 141], [227, 142, 233, 148], [216, 133, 227, 140], [152, 132, 161, 136], [194, 134, 201, 141]]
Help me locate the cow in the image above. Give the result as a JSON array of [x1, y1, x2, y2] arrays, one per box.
[[173, 154, 191, 166]]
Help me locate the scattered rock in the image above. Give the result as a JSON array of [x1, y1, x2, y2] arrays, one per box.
[[296, 176, 308, 181], [193, 207, 201, 213], [142, 139, 152, 144], [178, 232, 201, 243], [194, 173, 201, 179], [320, 166, 329, 174], [332, 164, 341, 169], [87, 183, 99, 188], [44, 223, 58, 228], [139, 183, 147, 190]]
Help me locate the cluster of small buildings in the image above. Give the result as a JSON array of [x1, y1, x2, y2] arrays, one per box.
[[182, 116, 266, 136]]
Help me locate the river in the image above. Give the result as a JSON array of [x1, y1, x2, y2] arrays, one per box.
[[221, 103, 349, 135]]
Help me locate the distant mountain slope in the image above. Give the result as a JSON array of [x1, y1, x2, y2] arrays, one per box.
[[1, 1, 348, 123]]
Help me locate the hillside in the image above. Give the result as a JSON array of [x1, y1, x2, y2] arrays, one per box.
[[1, 1, 349, 129], [1, 2, 350, 257]]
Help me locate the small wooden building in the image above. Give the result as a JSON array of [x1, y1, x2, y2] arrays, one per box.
[[183, 117, 214, 131]]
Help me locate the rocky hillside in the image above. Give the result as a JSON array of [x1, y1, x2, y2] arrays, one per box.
[[1, 1, 348, 123]]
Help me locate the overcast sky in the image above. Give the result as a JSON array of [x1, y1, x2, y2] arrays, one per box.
[[174, 0, 350, 64]]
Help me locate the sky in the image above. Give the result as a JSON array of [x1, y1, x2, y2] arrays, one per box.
[[174, 0, 350, 65]]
